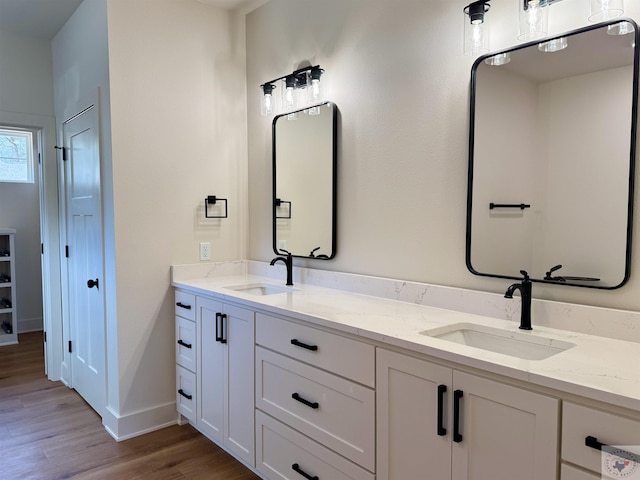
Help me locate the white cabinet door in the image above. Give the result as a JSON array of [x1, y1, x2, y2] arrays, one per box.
[[224, 302, 255, 466], [196, 296, 255, 467], [377, 348, 559, 480], [377, 348, 452, 480], [452, 370, 559, 480]]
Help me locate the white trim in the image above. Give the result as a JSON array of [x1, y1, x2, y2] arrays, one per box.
[[17, 317, 43, 333], [102, 402, 179, 442]]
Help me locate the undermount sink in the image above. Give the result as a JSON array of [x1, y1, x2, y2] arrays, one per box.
[[421, 323, 576, 360], [224, 283, 297, 296]]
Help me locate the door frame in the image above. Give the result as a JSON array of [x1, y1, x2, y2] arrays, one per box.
[[0, 110, 62, 380]]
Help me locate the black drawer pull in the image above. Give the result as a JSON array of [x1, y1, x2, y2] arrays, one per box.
[[292, 393, 319, 409], [178, 389, 192, 400], [291, 339, 318, 351], [292, 463, 318, 480], [585, 436, 640, 463], [177, 339, 192, 349], [176, 302, 192, 310], [453, 389, 463, 443], [437, 384, 447, 437]]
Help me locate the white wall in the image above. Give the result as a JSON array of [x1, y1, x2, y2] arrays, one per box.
[[0, 29, 56, 332], [246, 0, 640, 313], [52, 0, 117, 427], [106, 0, 247, 434]]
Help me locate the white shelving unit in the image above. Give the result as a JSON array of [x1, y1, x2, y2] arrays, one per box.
[[0, 228, 17, 345]]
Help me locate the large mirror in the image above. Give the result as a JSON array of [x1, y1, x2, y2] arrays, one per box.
[[273, 102, 337, 259], [467, 20, 639, 289]]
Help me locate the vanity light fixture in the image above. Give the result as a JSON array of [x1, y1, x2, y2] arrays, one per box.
[[588, 0, 624, 23], [261, 84, 276, 116], [538, 36, 568, 52], [519, 0, 549, 42], [463, 0, 491, 56], [260, 65, 325, 117]]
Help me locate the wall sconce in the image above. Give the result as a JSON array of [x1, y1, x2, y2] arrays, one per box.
[[463, 0, 491, 56], [260, 65, 324, 116], [589, 0, 624, 23]]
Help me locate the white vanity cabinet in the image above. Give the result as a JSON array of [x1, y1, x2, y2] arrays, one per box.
[[255, 312, 376, 480], [196, 296, 255, 467], [561, 402, 640, 479], [377, 348, 559, 480]]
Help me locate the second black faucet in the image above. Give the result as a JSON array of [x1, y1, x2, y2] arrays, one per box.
[[504, 270, 532, 330]]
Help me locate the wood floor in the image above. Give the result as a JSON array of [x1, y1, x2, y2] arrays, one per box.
[[0, 332, 260, 480]]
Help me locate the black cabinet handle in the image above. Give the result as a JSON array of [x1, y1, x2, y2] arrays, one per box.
[[437, 384, 447, 437], [292, 393, 319, 409], [176, 302, 192, 310], [585, 436, 639, 463], [292, 463, 318, 480], [178, 389, 192, 400], [453, 389, 463, 443], [177, 339, 192, 349], [291, 339, 318, 351], [215, 313, 228, 344]]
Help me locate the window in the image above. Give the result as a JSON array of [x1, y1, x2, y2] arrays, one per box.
[[0, 128, 34, 183]]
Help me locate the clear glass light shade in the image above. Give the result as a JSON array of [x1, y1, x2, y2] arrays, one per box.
[[538, 37, 568, 52], [464, 18, 489, 56], [311, 78, 323, 103], [607, 20, 634, 36], [589, 0, 624, 23], [260, 84, 276, 116], [518, 0, 548, 42], [485, 52, 511, 66]]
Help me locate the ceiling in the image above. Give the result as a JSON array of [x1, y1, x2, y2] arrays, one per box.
[[0, 0, 259, 40]]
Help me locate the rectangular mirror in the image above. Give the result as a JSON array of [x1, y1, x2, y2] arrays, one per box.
[[273, 102, 337, 259], [467, 19, 639, 289]]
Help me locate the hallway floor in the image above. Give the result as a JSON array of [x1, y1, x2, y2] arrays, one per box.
[[0, 332, 260, 479]]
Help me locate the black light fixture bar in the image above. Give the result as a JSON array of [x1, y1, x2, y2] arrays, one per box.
[[260, 65, 323, 90]]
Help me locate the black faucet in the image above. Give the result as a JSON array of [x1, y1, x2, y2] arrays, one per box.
[[270, 250, 293, 286], [504, 270, 532, 330]]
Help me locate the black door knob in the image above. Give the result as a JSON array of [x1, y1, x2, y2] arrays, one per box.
[[87, 279, 99, 289]]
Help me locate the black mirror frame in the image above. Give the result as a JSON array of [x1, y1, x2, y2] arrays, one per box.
[[272, 102, 338, 260], [466, 19, 639, 289]]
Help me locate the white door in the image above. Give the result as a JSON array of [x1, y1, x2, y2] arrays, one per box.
[[63, 105, 106, 416]]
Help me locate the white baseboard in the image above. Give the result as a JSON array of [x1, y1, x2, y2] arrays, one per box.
[[103, 401, 179, 442], [18, 317, 43, 333]]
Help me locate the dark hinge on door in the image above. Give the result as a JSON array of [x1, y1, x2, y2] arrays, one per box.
[[65, 245, 69, 258], [54, 146, 67, 161], [44, 331, 47, 342], [38, 153, 41, 164], [68, 341, 72, 353]]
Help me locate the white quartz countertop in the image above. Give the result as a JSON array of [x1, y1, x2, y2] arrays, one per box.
[[173, 273, 640, 412]]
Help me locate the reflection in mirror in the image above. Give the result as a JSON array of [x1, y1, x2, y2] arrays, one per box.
[[273, 102, 337, 259], [467, 20, 638, 289]]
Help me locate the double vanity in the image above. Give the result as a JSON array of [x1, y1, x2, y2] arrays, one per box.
[[172, 262, 640, 480]]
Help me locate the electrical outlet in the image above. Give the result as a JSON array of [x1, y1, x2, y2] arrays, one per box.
[[199, 242, 211, 261]]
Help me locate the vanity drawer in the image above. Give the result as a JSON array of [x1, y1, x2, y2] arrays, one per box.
[[175, 290, 195, 321], [176, 365, 196, 421], [255, 312, 375, 387], [256, 410, 375, 480], [256, 347, 375, 471], [562, 402, 640, 473], [560, 464, 600, 480], [175, 316, 196, 372]]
